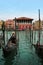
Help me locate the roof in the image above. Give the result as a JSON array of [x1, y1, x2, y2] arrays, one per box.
[[16, 17, 33, 21]]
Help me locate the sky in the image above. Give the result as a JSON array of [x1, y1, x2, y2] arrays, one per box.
[[0, 0, 43, 21]]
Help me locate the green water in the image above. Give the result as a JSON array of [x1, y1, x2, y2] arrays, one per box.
[[0, 31, 43, 65]]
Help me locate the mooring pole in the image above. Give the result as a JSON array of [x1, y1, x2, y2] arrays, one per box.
[[32, 23, 34, 44], [39, 9, 40, 44], [18, 22, 19, 43], [29, 26, 31, 43], [2, 21, 5, 45], [15, 17, 16, 38], [32, 29, 33, 44]]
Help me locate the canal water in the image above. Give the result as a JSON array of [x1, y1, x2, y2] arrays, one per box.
[[0, 31, 43, 65]]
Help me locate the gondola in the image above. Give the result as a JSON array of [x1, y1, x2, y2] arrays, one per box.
[[33, 10, 43, 58], [33, 43, 43, 58], [2, 39, 17, 56], [33, 43, 43, 53]]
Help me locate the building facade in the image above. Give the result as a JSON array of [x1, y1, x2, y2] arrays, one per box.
[[16, 17, 33, 30], [0, 20, 3, 29], [5, 19, 15, 30], [0, 17, 33, 30], [33, 20, 43, 30]]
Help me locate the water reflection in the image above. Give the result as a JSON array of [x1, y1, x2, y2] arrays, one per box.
[[40, 58, 43, 65], [0, 31, 43, 65], [3, 48, 17, 65]]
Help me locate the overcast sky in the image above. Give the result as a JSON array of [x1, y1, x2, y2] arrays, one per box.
[[0, 0, 43, 21]]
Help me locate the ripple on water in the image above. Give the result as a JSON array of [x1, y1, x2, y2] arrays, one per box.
[[0, 31, 42, 65]]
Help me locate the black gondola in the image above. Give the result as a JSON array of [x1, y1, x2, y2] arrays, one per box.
[[33, 43, 43, 58], [2, 31, 17, 56], [33, 10, 43, 58], [3, 40, 17, 55]]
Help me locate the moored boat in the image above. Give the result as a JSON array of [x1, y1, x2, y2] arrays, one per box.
[[33, 43, 43, 52], [32, 10, 43, 58], [3, 40, 17, 55], [33, 42, 43, 58], [2, 32, 17, 56]]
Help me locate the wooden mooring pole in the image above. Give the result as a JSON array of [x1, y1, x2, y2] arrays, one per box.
[[29, 27, 31, 43], [2, 21, 5, 45], [39, 9, 40, 44], [15, 17, 16, 37]]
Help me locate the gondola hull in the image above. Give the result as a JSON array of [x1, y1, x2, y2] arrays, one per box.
[[3, 43, 17, 56], [33, 44, 43, 58]]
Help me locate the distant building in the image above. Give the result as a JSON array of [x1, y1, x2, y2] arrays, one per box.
[[5, 19, 15, 30], [33, 20, 43, 30], [0, 17, 33, 30], [41, 21, 43, 30], [0, 20, 3, 29], [15, 17, 33, 30]]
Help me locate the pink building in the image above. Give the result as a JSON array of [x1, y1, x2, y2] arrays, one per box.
[[16, 17, 33, 30]]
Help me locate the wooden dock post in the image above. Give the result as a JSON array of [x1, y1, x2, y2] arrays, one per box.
[[2, 21, 5, 45], [29, 27, 31, 43], [13, 17, 17, 38], [38, 9, 40, 44]]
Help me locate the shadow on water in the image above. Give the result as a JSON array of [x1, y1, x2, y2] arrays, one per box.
[[40, 58, 43, 65], [34, 47, 43, 65], [37, 55, 43, 65], [34, 47, 43, 59], [3, 48, 17, 65]]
